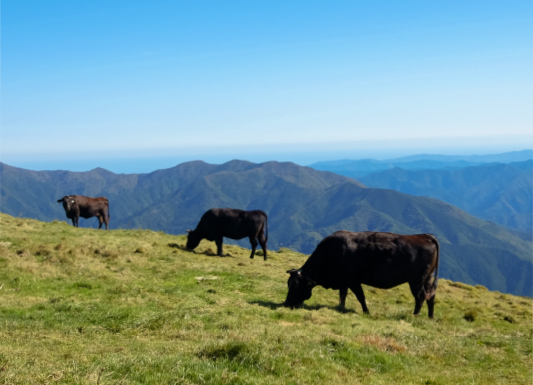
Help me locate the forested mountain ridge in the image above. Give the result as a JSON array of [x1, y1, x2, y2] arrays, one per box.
[[311, 151, 532, 237], [359, 160, 532, 236], [0, 160, 531, 296]]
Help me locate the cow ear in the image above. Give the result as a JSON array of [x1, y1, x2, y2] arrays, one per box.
[[186, 229, 192, 234], [57, 199, 62, 203], [286, 269, 297, 274]]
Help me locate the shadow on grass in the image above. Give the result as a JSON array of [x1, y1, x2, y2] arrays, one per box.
[[195, 251, 236, 258], [168, 243, 237, 258], [249, 300, 286, 310], [250, 300, 358, 314]]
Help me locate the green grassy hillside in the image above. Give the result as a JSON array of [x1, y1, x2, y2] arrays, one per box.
[[0, 213, 531, 384]]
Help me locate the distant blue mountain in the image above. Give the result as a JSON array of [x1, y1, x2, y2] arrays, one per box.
[[310, 150, 533, 178], [310, 151, 533, 237]]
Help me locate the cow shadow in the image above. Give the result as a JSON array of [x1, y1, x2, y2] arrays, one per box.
[[250, 300, 357, 314], [201, 252, 237, 258], [167, 243, 236, 258], [249, 300, 285, 310]]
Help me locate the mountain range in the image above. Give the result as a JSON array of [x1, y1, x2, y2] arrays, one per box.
[[0, 158, 531, 296], [310, 150, 533, 178], [311, 151, 533, 236], [358, 161, 532, 237]]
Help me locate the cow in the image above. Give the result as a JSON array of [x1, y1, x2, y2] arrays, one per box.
[[284, 231, 440, 318], [186, 208, 268, 260], [57, 195, 110, 230]]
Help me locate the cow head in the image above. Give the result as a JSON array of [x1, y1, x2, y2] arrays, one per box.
[[186, 230, 201, 251], [284, 269, 316, 308], [57, 196, 76, 212]]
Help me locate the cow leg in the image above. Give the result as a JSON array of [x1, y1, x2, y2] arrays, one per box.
[[426, 294, 436, 319], [338, 287, 348, 310], [249, 236, 257, 259], [409, 282, 426, 316], [97, 215, 104, 229], [215, 237, 224, 256], [258, 232, 267, 261], [350, 284, 369, 314]]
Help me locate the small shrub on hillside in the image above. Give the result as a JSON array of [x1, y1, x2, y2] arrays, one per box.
[[35, 245, 51, 257], [464, 310, 477, 322], [17, 249, 30, 257], [503, 315, 516, 324], [57, 254, 74, 264], [94, 248, 118, 259]]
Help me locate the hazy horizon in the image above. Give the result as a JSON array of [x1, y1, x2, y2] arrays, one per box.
[[3, 144, 531, 174]]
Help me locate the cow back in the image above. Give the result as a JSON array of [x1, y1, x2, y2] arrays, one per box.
[[302, 231, 438, 290], [197, 208, 266, 240]]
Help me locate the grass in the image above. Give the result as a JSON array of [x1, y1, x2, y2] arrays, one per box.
[[0, 213, 531, 384]]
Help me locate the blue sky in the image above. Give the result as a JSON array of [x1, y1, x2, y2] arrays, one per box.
[[1, 1, 532, 173]]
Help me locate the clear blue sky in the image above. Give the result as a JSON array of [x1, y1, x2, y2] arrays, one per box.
[[1, 1, 532, 173]]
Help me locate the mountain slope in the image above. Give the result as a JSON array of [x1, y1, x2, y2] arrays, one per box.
[[0, 160, 531, 296], [359, 160, 532, 235]]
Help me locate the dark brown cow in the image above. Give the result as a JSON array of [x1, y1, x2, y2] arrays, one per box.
[[57, 195, 110, 230], [186, 208, 268, 260], [284, 231, 440, 318]]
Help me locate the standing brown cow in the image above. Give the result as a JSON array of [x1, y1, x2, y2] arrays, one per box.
[[57, 195, 110, 230]]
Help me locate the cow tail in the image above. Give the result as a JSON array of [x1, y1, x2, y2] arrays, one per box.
[[426, 235, 440, 300], [264, 212, 269, 242]]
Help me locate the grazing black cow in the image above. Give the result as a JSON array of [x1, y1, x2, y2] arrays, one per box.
[[57, 195, 110, 230], [284, 231, 440, 318], [186, 208, 268, 260]]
